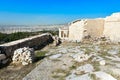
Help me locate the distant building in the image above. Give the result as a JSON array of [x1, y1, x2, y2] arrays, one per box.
[[59, 12, 120, 42]]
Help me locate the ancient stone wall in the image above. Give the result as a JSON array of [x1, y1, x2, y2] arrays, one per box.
[[104, 13, 120, 42], [68, 19, 104, 42], [69, 20, 85, 42], [0, 33, 54, 57], [59, 12, 120, 43], [84, 19, 104, 39]]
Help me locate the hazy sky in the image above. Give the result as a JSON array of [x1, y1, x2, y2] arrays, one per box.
[[0, 0, 120, 25]]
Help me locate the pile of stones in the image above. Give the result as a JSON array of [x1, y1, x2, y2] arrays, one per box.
[[53, 35, 61, 46], [12, 47, 35, 65]]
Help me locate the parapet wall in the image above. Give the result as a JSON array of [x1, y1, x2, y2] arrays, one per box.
[[0, 33, 54, 57]]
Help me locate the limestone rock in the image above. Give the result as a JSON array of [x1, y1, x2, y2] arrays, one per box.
[[99, 60, 106, 66], [12, 47, 34, 65], [49, 54, 62, 59], [108, 49, 119, 55], [94, 71, 117, 80], [22, 61, 29, 66], [72, 53, 90, 62], [75, 64, 94, 75], [66, 73, 91, 80]]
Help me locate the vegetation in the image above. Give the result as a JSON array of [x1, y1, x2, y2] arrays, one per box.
[[34, 51, 48, 62], [0, 30, 58, 44], [35, 51, 48, 58]]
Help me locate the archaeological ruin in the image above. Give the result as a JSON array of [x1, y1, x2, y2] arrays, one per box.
[[59, 12, 120, 42], [0, 33, 54, 65]]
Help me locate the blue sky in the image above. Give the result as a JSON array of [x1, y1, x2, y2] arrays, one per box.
[[0, 0, 120, 25]]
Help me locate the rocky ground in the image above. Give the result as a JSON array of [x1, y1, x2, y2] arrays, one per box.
[[23, 41, 120, 80], [1, 41, 120, 80]]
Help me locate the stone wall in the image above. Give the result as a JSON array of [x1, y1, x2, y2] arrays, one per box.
[[59, 12, 120, 43], [104, 13, 120, 42], [84, 19, 104, 39], [0, 33, 54, 57], [68, 19, 104, 42], [69, 20, 85, 42]]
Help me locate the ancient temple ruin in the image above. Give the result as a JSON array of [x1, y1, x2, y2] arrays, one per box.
[[59, 12, 120, 42], [59, 27, 69, 40]]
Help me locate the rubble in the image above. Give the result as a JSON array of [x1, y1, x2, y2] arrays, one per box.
[[71, 53, 90, 62], [53, 35, 61, 46], [12, 47, 34, 65]]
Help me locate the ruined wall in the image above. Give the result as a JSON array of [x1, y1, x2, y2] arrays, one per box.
[[84, 19, 104, 39], [104, 13, 120, 42], [68, 19, 104, 42], [0, 33, 54, 57], [59, 28, 69, 40], [60, 12, 120, 43], [69, 20, 85, 42]]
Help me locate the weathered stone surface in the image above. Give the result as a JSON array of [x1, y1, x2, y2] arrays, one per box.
[[49, 54, 62, 59], [72, 53, 90, 62], [69, 20, 85, 42], [94, 71, 117, 80], [75, 64, 94, 74], [108, 49, 119, 55], [1, 59, 9, 64], [12, 47, 34, 65], [0, 54, 6, 60], [66, 73, 91, 80]]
